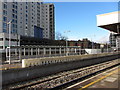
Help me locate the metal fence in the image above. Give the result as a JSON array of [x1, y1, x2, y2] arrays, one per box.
[[5, 45, 114, 63], [6, 45, 86, 62]]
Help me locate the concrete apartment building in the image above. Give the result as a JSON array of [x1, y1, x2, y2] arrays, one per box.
[[0, 2, 20, 51], [17, 2, 43, 38], [0, 2, 55, 51], [40, 3, 55, 40]]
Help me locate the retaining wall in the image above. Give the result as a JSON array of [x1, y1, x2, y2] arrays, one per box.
[[2, 53, 120, 86]]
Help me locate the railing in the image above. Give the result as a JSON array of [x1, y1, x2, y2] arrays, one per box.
[[5, 45, 117, 63], [6, 45, 85, 62]]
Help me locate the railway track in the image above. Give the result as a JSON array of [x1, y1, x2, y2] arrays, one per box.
[[3, 59, 120, 90]]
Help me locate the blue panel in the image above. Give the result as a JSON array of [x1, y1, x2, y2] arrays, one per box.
[[34, 26, 43, 39]]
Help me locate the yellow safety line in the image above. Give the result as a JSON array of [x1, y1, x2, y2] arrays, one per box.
[[79, 68, 120, 90], [0, 66, 21, 70]]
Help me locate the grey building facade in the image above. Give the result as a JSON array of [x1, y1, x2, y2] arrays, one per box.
[[0, 1, 55, 51], [40, 3, 55, 40], [0, 2, 55, 39], [109, 32, 120, 50], [109, 33, 116, 48]]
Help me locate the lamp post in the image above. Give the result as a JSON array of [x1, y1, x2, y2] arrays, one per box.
[[7, 20, 12, 64], [64, 30, 70, 56], [117, 24, 120, 52]]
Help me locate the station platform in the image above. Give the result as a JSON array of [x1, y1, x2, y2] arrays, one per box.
[[0, 63, 22, 70], [66, 66, 120, 89]]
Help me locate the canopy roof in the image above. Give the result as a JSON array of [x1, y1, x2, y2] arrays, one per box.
[[97, 11, 120, 33]]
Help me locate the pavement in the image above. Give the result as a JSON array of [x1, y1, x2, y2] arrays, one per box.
[[66, 66, 120, 90]]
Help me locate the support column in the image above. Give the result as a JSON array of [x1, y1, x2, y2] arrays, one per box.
[[38, 48, 40, 55], [15, 49, 17, 56], [31, 48, 33, 56], [64, 48, 66, 56], [19, 48, 22, 62], [36, 48, 37, 58], [79, 48, 81, 55], [49, 48, 51, 57], [55, 48, 56, 56], [24, 48, 25, 56], [28, 48, 30, 56], [75, 48, 77, 54], [59, 48, 61, 55], [43, 48, 46, 56]]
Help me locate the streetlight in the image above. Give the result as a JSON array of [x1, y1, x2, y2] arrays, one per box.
[[7, 20, 12, 64], [117, 24, 120, 52], [64, 30, 70, 56]]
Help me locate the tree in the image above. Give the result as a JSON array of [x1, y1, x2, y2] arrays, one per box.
[[56, 32, 68, 40]]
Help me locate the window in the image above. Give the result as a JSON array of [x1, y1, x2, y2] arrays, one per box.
[[26, 19, 28, 22], [26, 14, 28, 17], [12, 24, 15, 28], [16, 15, 17, 19], [3, 23, 7, 29], [13, 5, 15, 8], [12, 9, 15, 13], [16, 6, 17, 9], [3, 10, 7, 15], [3, 29, 7, 33], [12, 14, 15, 18], [3, 17, 7, 21], [12, 29, 16, 33], [12, 19, 14, 23], [3, 4, 7, 9], [16, 25, 17, 28], [15, 20, 17, 23]]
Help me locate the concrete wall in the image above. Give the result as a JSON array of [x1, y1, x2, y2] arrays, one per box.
[[2, 53, 120, 86], [22, 53, 115, 68]]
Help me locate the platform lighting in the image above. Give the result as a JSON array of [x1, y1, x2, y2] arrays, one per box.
[[7, 20, 12, 64], [64, 30, 71, 56]]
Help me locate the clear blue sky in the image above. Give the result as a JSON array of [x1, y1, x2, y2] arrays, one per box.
[[53, 2, 118, 43]]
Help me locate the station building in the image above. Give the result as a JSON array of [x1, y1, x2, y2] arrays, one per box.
[[97, 11, 120, 50]]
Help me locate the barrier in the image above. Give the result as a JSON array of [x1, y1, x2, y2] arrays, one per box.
[[22, 52, 117, 68]]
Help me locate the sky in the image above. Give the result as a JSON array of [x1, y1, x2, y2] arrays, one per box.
[[53, 2, 118, 43]]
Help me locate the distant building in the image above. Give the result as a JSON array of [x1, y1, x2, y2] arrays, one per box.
[[68, 38, 100, 49], [40, 3, 55, 40], [109, 33, 116, 48]]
